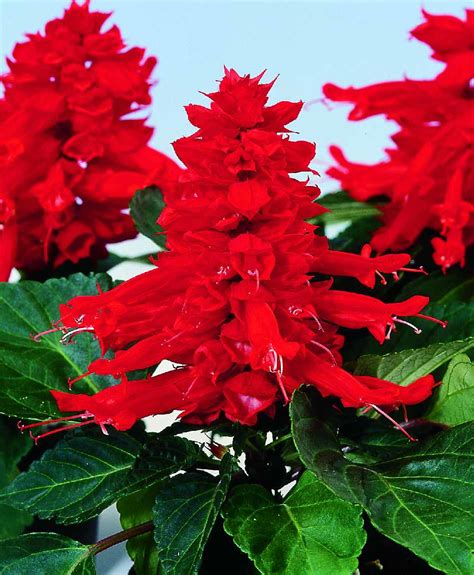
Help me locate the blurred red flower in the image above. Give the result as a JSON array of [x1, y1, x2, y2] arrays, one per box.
[[323, 9, 474, 272], [32, 69, 443, 436], [0, 0, 179, 280]]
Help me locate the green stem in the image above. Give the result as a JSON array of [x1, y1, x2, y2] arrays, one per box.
[[244, 438, 260, 453], [90, 521, 154, 555], [266, 433, 293, 449]]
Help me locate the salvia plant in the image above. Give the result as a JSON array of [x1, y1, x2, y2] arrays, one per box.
[[0, 3, 472, 575]]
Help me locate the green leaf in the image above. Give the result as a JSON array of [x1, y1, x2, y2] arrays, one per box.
[[0, 504, 32, 542], [0, 432, 203, 526], [134, 435, 203, 474], [290, 390, 364, 504], [316, 191, 380, 224], [365, 425, 474, 575], [223, 470, 365, 575], [426, 354, 474, 426], [329, 217, 381, 254], [0, 274, 117, 420], [0, 533, 95, 574], [120, 435, 212, 575], [117, 436, 204, 575], [94, 252, 128, 273], [291, 389, 474, 575], [0, 430, 145, 524], [396, 270, 474, 304], [354, 338, 474, 385], [130, 186, 166, 249], [118, 484, 161, 575], [311, 192, 381, 254], [0, 416, 31, 479], [0, 417, 33, 540], [153, 454, 233, 575], [341, 419, 410, 462]]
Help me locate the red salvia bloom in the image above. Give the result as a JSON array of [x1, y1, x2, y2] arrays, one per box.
[[0, 0, 179, 280], [32, 69, 444, 439], [323, 9, 474, 272]]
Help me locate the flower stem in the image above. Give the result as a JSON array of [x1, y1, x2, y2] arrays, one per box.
[[90, 521, 154, 555], [266, 432, 293, 449]]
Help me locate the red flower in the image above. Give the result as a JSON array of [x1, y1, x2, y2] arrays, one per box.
[[32, 69, 443, 438], [323, 9, 474, 272], [0, 0, 180, 280], [312, 242, 414, 288]]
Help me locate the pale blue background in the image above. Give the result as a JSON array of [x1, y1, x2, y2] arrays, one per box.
[[0, 1, 469, 573]]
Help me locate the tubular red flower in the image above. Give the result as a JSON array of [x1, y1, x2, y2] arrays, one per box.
[[323, 9, 474, 272], [297, 352, 435, 410], [314, 292, 430, 344], [312, 243, 412, 288], [51, 369, 203, 431], [0, 0, 180, 279], [37, 69, 442, 434]]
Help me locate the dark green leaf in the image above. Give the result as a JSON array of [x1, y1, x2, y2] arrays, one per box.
[[290, 390, 364, 503], [329, 217, 381, 253], [0, 274, 117, 420], [0, 533, 95, 574], [0, 417, 33, 540], [117, 436, 205, 575], [426, 354, 474, 426], [364, 425, 474, 575], [0, 432, 203, 525], [0, 430, 145, 524], [118, 485, 161, 575], [130, 187, 166, 249], [134, 435, 203, 474], [153, 454, 233, 575], [223, 471, 365, 575], [396, 270, 474, 304], [0, 504, 32, 542], [341, 419, 410, 462], [94, 252, 127, 273], [354, 338, 474, 385], [315, 191, 380, 224], [291, 389, 474, 575], [0, 416, 32, 478]]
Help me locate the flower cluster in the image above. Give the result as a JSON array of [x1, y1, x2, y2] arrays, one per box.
[[35, 69, 443, 437], [323, 9, 474, 272], [0, 0, 179, 280]]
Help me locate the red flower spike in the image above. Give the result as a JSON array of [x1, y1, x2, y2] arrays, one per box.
[[323, 9, 474, 271], [0, 0, 180, 279], [36, 69, 443, 434]]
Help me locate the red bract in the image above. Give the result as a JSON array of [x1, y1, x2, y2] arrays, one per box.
[[0, 0, 179, 280], [34, 69, 443, 436], [323, 9, 474, 272]]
